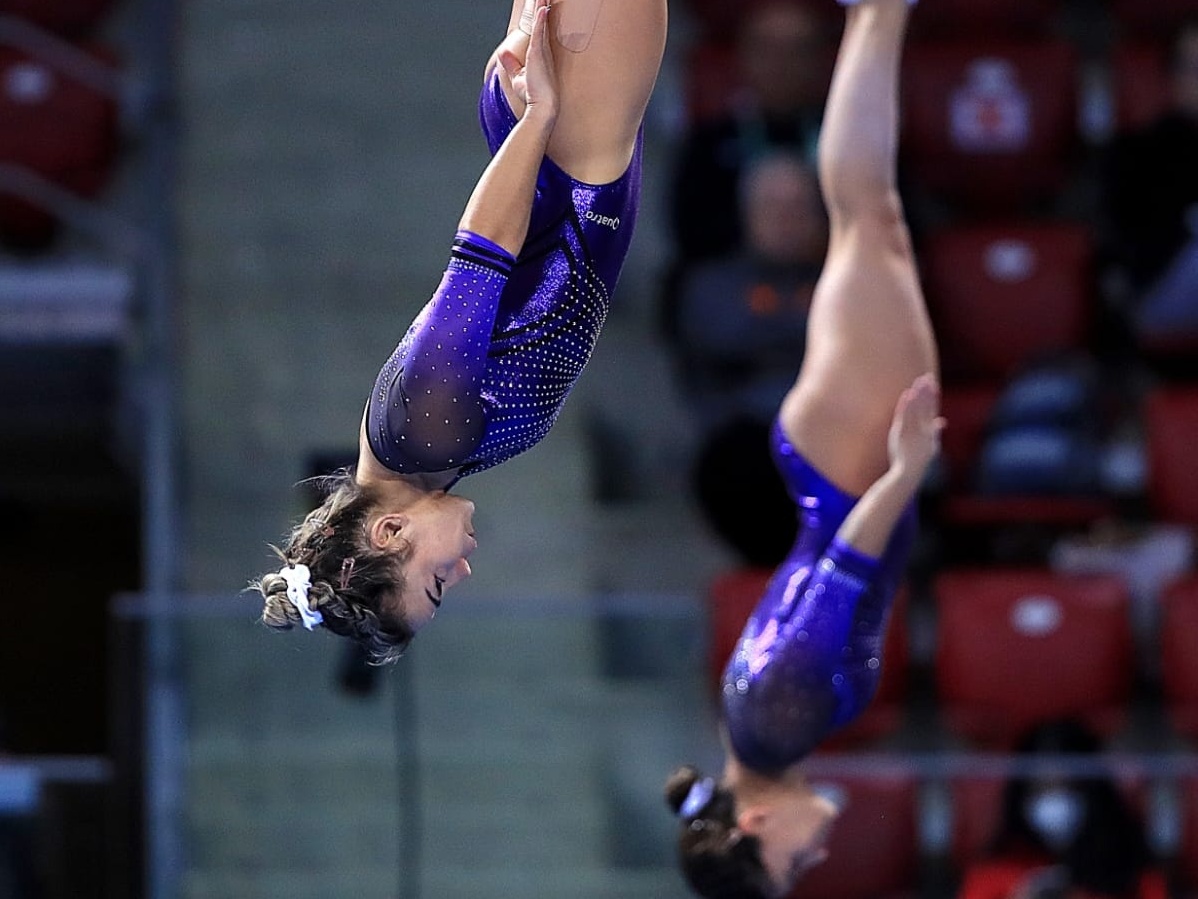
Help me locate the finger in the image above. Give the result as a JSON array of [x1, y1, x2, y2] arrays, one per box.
[[530, 0, 551, 54], [497, 47, 524, 81], [523, 6, 548, 79]]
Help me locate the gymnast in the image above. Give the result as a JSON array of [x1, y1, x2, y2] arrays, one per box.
[[252, 0, 668, 663], [663, 0, 941, 895]]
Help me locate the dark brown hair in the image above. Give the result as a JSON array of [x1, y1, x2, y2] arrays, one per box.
[[664, 765, 776, 899]]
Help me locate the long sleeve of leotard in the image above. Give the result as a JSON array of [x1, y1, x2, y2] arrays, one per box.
[[366, 230, 515, 473], [723, 536, 891, 772]]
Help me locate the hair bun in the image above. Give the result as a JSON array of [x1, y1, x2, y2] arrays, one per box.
[[664, 764, 702, 814]]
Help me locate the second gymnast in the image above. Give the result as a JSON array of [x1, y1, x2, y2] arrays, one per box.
[[665, 0, 941, 895]]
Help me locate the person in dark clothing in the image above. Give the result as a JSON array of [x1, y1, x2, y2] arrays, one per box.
[[668, 1, 835, 264], [1104, 18, 1198, 356]]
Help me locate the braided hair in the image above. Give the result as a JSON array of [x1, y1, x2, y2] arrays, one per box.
[[253, 469, 415, 664], [664, 765, 777, 899]]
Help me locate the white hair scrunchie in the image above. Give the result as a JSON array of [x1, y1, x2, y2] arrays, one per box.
[[679, 776, 716, 820], [278, 563, 323, 631]]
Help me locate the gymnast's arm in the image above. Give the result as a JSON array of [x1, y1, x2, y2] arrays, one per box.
[[460, 0, 559, 255], [366, 4, 559, 469], [835, 374, 942, 558]]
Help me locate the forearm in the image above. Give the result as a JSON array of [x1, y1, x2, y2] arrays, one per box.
[[458, 108, 556, 257], [834, 464, 922, 559]]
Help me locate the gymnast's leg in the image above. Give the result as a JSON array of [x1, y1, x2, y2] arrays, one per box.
[[779, 0, 937, 497], [490, 0, 668, 184]]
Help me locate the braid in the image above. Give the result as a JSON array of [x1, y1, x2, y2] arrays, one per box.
[[252, 469, 415, 664]]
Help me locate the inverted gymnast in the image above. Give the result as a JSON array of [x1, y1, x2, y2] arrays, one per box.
[[664, 0, 941, 896], [252, 0, 668, 662]]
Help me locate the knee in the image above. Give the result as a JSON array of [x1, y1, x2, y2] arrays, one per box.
[[831, 190, 911, 255]]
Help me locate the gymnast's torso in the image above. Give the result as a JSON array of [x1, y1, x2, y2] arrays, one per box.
[[720, 421, 917, 774], [366, 70, 643, 480]]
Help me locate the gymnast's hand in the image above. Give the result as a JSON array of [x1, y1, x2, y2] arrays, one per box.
[[886, 373, 944, 482], [500, 0, 559, 124]]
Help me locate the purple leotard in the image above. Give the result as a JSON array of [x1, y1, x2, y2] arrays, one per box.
[[721, 421, 917, 773], [366, 71, 643, 481]]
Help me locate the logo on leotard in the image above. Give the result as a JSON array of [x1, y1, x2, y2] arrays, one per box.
[[584, 210, 620, 230]]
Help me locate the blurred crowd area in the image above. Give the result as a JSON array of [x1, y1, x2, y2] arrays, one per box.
[[3, 0, 1198, 897]]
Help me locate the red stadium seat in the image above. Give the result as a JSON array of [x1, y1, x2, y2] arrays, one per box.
[[788, 767, 920, 899], [1111, 0, 1198, 37], [934, 568, 1134, 747], [922, 222, 1095, 384], [934, 385, 1111, 540], [938, 385, 1001, 488], [908, 0, 1061, 39], [0, 43, 119, 248], [707, 569, 909, 747], [1111, 40, 1173, 132], [0, 0, 118, 37], [934, 380, 1113, 540], [682, 39, 740, 124], [1160, 577, 1198, 740], [902, 39, 1079, 214], [1145, 389, 1198, 527], [951, 776, 1006, 867]]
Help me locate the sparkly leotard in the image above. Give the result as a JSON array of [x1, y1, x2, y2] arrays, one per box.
[[721, 421, 917, 773], [366, 71, 643, 480]]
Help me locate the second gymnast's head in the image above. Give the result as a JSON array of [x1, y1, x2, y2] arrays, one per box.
[[665, 761, 839, 898], [251, 467, 477, 663]]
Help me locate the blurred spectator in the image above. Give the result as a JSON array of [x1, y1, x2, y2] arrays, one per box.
[[1103, 18, 1198, 355], [957, 719, 1167, 899], [672, 152, 827, 567], [667, 0, 835, 265]]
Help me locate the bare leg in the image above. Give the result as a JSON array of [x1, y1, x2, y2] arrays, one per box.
[[489, 0, 668, 184], [779, 0, 937, 496]]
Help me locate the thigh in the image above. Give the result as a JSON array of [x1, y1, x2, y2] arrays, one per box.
[[491, 0, 667, 184], [780, 219, 938, 495]]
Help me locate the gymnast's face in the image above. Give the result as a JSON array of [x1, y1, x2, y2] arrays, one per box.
[[738, 3, 829, 115], [743, 158, 826, 266], [373, 492, 477, 633], [740, 777, 839, 895]]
